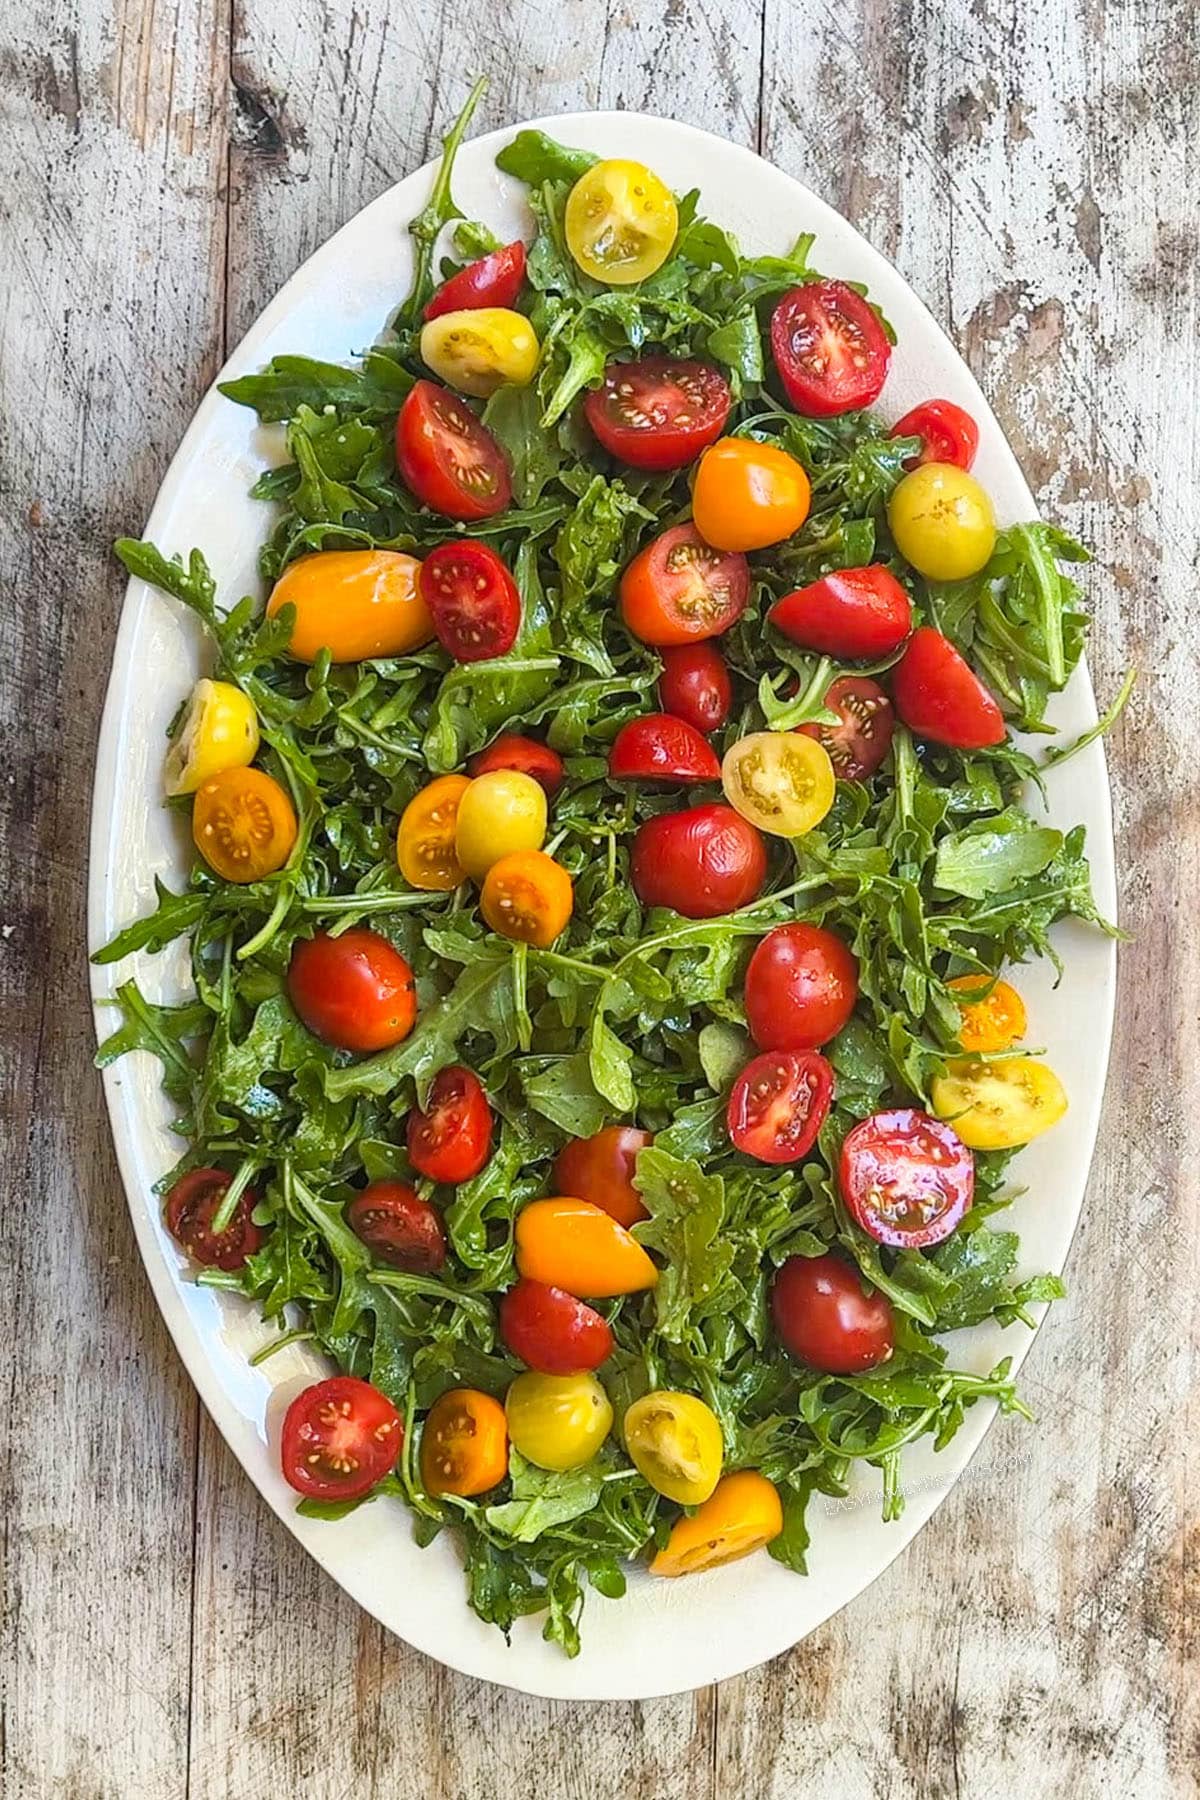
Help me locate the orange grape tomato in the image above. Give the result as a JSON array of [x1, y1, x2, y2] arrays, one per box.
[[514, 1198, 658, 1298], [650, 1471, 784, 1577], [691, 437, 811, 552], [397, 774, 471, 891], [947, 974, 1027, 1053], [419, 1387, 508, 1498], [266, 550, 433, 664], [479, 850, 573, 947], [191, 765, 297, 883]]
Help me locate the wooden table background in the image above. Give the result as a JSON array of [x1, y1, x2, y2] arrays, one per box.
[[4, 0, 1197, 1794]]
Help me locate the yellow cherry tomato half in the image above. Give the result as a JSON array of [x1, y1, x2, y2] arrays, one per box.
[[191, 766, 297, 883], [266, 550, 433, 664], [947, 974, 1028, 1054], [505, 1372, 613, 1472], [454, 769, 547, 882], [564, 159, 678, 285], [888, 462, 996, 581], [931, 1057, 1067, 1150], [164, 678, 259, 797], [651, 1470, 784, 1578], [691, 437, 811, 552], [419, 1388, 508, 1498], [397, 774, 470, 891], [480, 849, 573, 947], [515, 1197, 658, 1298], [623, 1391, 723, 1505], [721, 731, 835, 837], [419, 307, 540, 399]]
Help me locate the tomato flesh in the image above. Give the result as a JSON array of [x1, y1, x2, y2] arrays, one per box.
[[346, 1181, 447, 1273], [280, 1375, 402, 1502], [395, 379, 511, 521], [770, 281, 891, 416], [553, 1126, 653, 1228], [631, 803, 767, 918], [658, 642, 732, 733], [772, 1254, 894, 1373], [164, 1168, 262, 1271], [288, 929, 416, 1053], [620, 524, 749, 647], [499, 1279, 615, 1374], [840, 1108, 974, 1248], [769, 565, 912, 659], [727, 1050, 834, 1164], [419, 540, 521, 663], [469, 734, 565, 797], [407, 1065, 493, 1184], [891, 626, 1005, 750], [424, 241, 526, 320], [584, 356, 731, 471], [891, 398, 979, 471], [608, 713, 721, 784], [798, 676, 895, 781], [744, 922, 858, 1052]]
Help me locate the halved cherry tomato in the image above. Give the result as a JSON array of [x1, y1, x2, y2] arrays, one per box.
[[553, 1126, 653, 1229], [164, 679, 259, 796], [651, 1471, 783, 1577], [769, 565, 912, 658], [623, 1391, 723, 1504], [397, 774, 470, 891], [515, 1197, 658, 1298], [891, 626, 1005, 750], [947, 974, 1027, 1053], [744, 923, 858, 1052], [770, 281, 891, 416], [420, 1387, 508, 1498], [419, 540, 521, 662], [469, 734, 565, 797], [455, 769, 547, 880], [658, 642, 732, 733], [420, 307, 539, 399], [888, 463, 995, 580], [797, 675, 895, 781], [721, 731, 835, 837], [480, 850, 573, 947], [424, 241, 527, 320], [564, 159, 678, 284], [727, 1050, 834, 1164], [691, 437, 811, 552], [287, 928, 416, 1053], [584, 357, 731, 470], [505, 1371, 613, 1472], [395, 379, 511, 521], [281, 1375, 402, 1502], [840, 1108, 974, 1248], [346, 1181, 446, 1273], [891, 398, 979, 471], [406, 1065, 493, 1184], [772, 1254, 894, 1373], [192, 766, 297, 883], [630, 803, 767, 919], [498, 1279, 614, 1374], [164, 1168, 262, 1271], [608, 713, 720, 784], [931, 1058, 1067, 1150], [266, 550, 432, 663], [620, 523, 749, 647]]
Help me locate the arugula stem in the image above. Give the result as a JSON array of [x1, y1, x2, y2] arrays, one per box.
[[1041, 665, 1135, 769], [396, 76, 488, 327], [209, 1154, 261, 1236], [236, 880, 295, 961]]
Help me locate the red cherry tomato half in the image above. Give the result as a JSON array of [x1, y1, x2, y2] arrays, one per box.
[[658, 642, 732, 734], [288, 929, 417, 1053], [469, 734, 565, 797], [424, 241, 527, 320], [770, 281, 891, 417], [280, 1374, 403, 1502], [840, 1108, 974, 1248], [583, 356, 732, 471], [498, 1278, 615, 1374], [772, 1254, 895, 1373], [406, 1065, 494, 1184], [346, 1181, 447, 1274], [727, 1050, 834, 1164], [769, 565, 912, 659], [631, 803, 767, 919], [620, 524, 750, 647], [891, 398, 979, 471], [798, 675, 895, 782], [891, 626, 1005, 750], [419, 540, 521, 663], [608, 713, 721, 784], [553, 1125, 654, 1229], [164, 1168, 263, 1271], [744, 922, 859, 1052], [395, 379, 511, 522]]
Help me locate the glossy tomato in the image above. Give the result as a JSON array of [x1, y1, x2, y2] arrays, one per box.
[[769, 565, 912, 658], [553, 1125, 653, 1229], [164, 1168, 262, 1271], [469, 734, 565, 797], [630, 803, 767, 918], [266, 550, 432, 664], [931, 1057, 1067, 1151], [395, 379, 511, 521], [164, 678, 259, 796], [891, 398, 979, 471], [192, 766, 297, 883], [840, 1108, 974, 1248], [406, 1065, 493, 1183], [891, 627, 1005, 750], [888, 463, 995, 580], [564, 159, 677, 284], [419, 540, 521, 662], [346, 1181, 447, 1273], [691, 437, 811, 552], [420, 308, 538, 399], [584, 356, 731, 470], [280, 1375, 402, 1501], [498, 1279, 614, 1374], [455, 769, 547, 880], [620, 523, 749, 646], [420, 1388, 507, 1497], [771, 1254, 895, 1373], [721, 732, 835, 837], [947, 974, 1027, 1054], [515, 1198, 658, 1298], [744, 922, 859, 1052], [770, 281, 891, 416], [480, 849, 573, 946], [623, 1391, 723, 1504], [608, 713, 720, 784], [652, 1470, 783, 1577], [797, 675, 895, 781], [424, 240, 527, 319], [727, 1050, 834, 1164], [288, 929, 417, 1053], [397, 773, 470, 891], [658, 642, 732, 733], [505, 1371, 613, 1471]]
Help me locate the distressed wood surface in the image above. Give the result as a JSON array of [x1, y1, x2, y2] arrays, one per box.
[[2, 0, 1196, 1794]]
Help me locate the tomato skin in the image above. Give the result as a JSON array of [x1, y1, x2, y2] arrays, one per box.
[[608, 713, 721, 784], [584, 357, 732, 470], [947, 974, 1027, 1054], [165, 678, 260, 796], [395, 379, 511, 521], [406, 1066, 493, 1184], [192, 766, 297, 884], [469, 734, 565, 798], [498, 1279, 615, 1374], [691, 437, 811, 552], [891, 627, 1005, 750], [346, 1182, 446, 1273], [553, 1126, 653, 1229], [770, 281, 891, 417], [505, 1371, 613, 1471], [797, 676, 895, 782], [420, 1388, 508, 1498], [727, 1050, 834, 1164], [744, 923, 859, 1052], [931, 1058, 1067, 1150], [651, 1470, 783, 1577], [772, 1254, 895, 1374], [424, 241, 527, 320], [630, 803, 767, 919], [455, 770, 547, 880], [769, 566, 912, 659], [888, 462, 995, 580], [281, 1375, 403, 1502], [420, 308, 538, 399], [620, 523, 749, 647], [164, 1168, 263, 1271], [515, 1198, 658, 1298], [419, 540, 521, 662], [840, 1108, 974, 1248], [266, 550, 433, 664], [891, 398, 979, 471], [287, 929, 416, 1053], [658, 642, 732, 734]]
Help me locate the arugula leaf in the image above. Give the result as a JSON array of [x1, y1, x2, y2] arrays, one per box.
[[485, 1451, 607, 1542], [633, 1148, 734, 1344], [495, 129, 597, 187], [933, 812, 1063, 900]]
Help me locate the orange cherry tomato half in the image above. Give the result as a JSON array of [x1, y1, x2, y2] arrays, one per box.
[[397, 774, 470, 891], [345, 1181, 446, 1274], [281, 1375, 402, 1502], [480, 850, 573, 947], [947, 975, 1028, 1054], [191, 765, 297, 883], [164, 1168, 262, 1271], [651, 1471, 784, 1578], [515, 1197, 658, 1299], [553, 1126, 654, 1229], [287, 928, 416, 1053], [619, 523, 749, 647], [419, 1388, 508, 1497], [266, 550, 432, 664], [691, 437, 811, 552]]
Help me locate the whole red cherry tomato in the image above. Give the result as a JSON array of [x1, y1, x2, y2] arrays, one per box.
[[772, 1254, 895, 1373], [658, 642, 732, 733], [498, 1278, 615, 1374], [346, 1181, 447, 1273], [288, 929, 416, 1053], [395, 379, 511, 521], [280, 1375, 403, 1501], [553, 1126, 653, 1228], [406, 1065, 493, 1184], [424, 241, 527, 320], [631, 803, 767, 919], [608, 714, 721, 784], [891, 627, 1005, 750], [469, 734, 565, 797], [419, 540, 521, 662], [840, 1108, 974, 1248], [769, 565, 912, 658], [727, 1050, 834, 1164], [620, 524, 749, 647], [797, 676, 894, 781], [744, 923, 859, 1052], [770, 282, 891, 416], [584, 356, 732, 471], [891, 398, 979, 471], [164, 1168, 262, 1271]]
